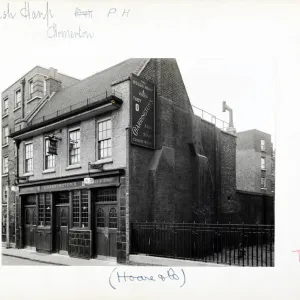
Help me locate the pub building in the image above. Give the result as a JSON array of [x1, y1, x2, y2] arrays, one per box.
[[9, 58, 237, 263]]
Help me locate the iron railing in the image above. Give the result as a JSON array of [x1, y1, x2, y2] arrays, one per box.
[[131, 222, 274, 267], [192, 105, 230, 131], [11, 90, 122, 134]]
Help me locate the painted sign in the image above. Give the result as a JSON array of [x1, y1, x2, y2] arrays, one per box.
[[19, 177, 119, 194], [83, 177, 95, 185], [48, 138, 58, 155], [131, 74, 155, 149]]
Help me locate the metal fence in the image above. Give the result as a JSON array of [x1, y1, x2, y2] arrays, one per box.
[[131, 222, 274, 267], [192, 105, 230, 131]]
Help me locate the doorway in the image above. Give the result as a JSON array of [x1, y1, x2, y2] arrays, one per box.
[[24, 206, 37, 249], [55, 206, 69, 253]]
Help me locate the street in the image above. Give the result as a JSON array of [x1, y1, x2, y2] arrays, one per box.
[[2, 255, 53, 266]]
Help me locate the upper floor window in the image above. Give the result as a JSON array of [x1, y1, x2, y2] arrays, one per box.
[[25, 142, 33, 173], [261, 139, 265, 151], [3, 126, 9, 145], [43, 78, 47, 96], [3, 185, 8, 202], [69, 129, 80, 165], [45, 138, 55, 170], [29, 80, 34, 96], [261, 157, 266, 170], [3, 98, 8, 115], [3, 156, 8, 174], [15, 89, 21, 108], [98, 119, 112, 160], [261, 176, 266, 189]]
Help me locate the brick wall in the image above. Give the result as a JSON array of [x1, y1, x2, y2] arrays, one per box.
[[68, 229, 92, 259]]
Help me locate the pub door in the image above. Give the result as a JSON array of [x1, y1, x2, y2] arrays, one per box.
[[24, 206, 37, 248], [94, 204, 117, 257], [55, 206, 69, 253]]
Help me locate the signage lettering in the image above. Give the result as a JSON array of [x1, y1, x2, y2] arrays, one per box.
[[131, 74, 155, 149]]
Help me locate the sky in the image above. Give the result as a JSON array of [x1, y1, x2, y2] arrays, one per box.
[[0, 57, 276, 144]]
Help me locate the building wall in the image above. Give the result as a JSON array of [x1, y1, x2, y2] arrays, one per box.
[[236, 129, 274, 196], [1, 66, 79, 245]]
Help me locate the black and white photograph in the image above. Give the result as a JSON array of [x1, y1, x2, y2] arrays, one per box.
[[1, 58, 275, 267], [0, 0, 299, 299]]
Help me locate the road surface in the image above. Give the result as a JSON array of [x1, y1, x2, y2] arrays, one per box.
[[2, 255, 53, 266]]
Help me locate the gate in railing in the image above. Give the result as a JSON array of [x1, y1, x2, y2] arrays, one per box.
[[131, 222, 274, 267]]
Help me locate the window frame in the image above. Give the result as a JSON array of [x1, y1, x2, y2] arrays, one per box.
[[68, 128, 81, 166], [261, 139, 266, 152], [3, 126, 9, 145], [15, 88, 21, 108], [97, 118, 112, 161], [3, 185, 8, 202], [29, 80, 34, 97], [261, 157, 266, 170], [38, 193, 52, 226], [24, 142, 33, 173], [71, 189, 89, 229], [3, 156, 8, 174], [44, 137, 55, 170], [3, 98, 8, 116], [261, 176, 267, 189]]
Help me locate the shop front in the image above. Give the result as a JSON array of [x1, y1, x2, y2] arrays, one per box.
[[17, 172, 122, 259]]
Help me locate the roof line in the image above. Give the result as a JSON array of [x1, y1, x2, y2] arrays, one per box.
[[136, 58, 151, 76], [1, 65, 80, 95]]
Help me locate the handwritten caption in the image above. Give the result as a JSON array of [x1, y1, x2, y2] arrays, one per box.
[[0, 2, 130, 39], [108, 267, 186, 290]]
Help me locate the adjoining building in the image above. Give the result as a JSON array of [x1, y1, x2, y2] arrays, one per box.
[[236, 129, 275, 224], [8, 58, 237, 263], [1, 66, 79, 247]]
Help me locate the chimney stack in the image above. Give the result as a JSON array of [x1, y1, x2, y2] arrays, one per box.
[[45, 68, 62, 95]]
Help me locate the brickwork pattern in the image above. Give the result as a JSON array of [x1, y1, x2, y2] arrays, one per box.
[[68, 230, 92, 259]]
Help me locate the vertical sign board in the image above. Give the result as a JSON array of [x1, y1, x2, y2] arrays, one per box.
[[131, 74, 155, 149], [48, 138, 58, 155]]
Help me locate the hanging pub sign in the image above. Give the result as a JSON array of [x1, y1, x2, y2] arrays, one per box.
[[131, 73, 155, 149], [48, 138, 58, 155]]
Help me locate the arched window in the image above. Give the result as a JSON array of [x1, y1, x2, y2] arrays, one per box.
[[25, 209, 31, 225], [61, 209, 67, 226], [109, 207, 117, 229], [97, 208, 105, 228]]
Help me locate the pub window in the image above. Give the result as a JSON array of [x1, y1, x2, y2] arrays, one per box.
[[45, 138, 55, 169], [61, 209, 68, 226], [97, 208, 105, 227], [71, 189, 89, 228], [32, 209, 37, 225], [25, 142, 33, 173], [98, 119, 112, 160], [38, 193, 51, 226], [69, 129, 80, 165], [109, 207, 117, 228], [95, 187, 117, 202], [15, 89, 21, 108]]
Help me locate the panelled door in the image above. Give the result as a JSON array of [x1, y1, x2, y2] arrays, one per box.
[[94, 204, 117, 257], [24, 206, 37, 248], [55, 206, 69, 253]]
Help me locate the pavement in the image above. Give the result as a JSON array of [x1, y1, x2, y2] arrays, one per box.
[[1, 247, 119, 266]]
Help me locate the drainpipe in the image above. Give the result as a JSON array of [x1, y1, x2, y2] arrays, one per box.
[[20, 78, 25, 119]]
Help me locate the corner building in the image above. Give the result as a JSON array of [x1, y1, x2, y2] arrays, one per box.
[[10, 59, 237, 263]]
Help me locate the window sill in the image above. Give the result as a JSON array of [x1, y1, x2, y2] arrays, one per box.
[[13, 106, 21, 112], [23, 172, 34, 177], [66, 164, 81, 171], [27, 96, 41, 104], [95, 158, 113, 164], [261, 188, 267, 190], [2, 114, 8, 119], [2, 144, 9, 148], [2, 174, 8, 177], [43, 169, 55, 174]]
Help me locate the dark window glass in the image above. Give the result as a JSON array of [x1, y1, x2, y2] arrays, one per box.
[[72, 190, 80, 227], [109, 207, 117, 228], [97, 208, 105, 228], [95, 187, 117, 202]]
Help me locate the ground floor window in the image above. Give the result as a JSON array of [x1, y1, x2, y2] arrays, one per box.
[[71, 189, 89, 228], [38, 193, 52, 226]]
